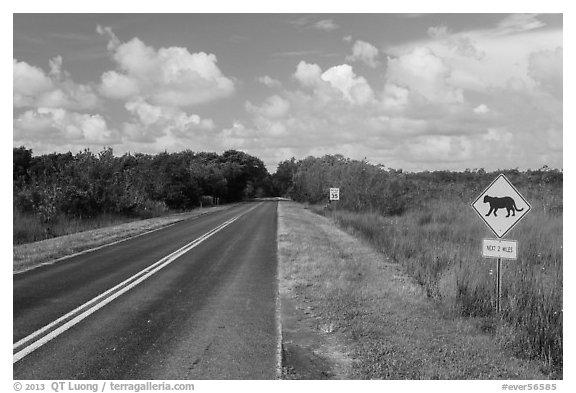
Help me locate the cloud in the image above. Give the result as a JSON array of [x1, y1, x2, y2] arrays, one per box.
[[14, 108, 119, 146], [239, 24, 562, 171], [528, 47, 563, 98], [98, 27, 235, 107], [13, 17, 562, 173], [473, 104, 490, 114], [495, 14, 546, 35], [294, 61, 323, 87], [320, 65, 374, 105], [13, 60, 53, 107], [381, 83, 410, 111], [288, 16, 339, 32], [388, 15, 561, 94], [271, 50, 323, 58], [314, 19, 339, 31], [123, 99, 216, 143], [96, 25, 121, 50], [293, 61, 374, 105], [99, 71, 140, 99], [257, 75, 283, 89], [13, 58, 99, 110], [346, 40, 380, 68], [427, 25, 484, 60], [288, 15, 316, 27], [385, 47, 464, 104], [246, 95, 291, 118]]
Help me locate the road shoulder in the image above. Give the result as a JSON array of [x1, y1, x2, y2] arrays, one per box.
[[277, 201, 546, 379]]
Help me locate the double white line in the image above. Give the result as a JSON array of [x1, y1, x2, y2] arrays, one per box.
[[14, 207, 257, 364]]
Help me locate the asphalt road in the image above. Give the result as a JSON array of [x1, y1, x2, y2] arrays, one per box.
[[13, 201, 279, 380]]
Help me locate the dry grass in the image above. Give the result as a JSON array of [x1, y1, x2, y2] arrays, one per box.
[[316, 197, 562, 378], [13, 205, 232, 273], [278, 201, 547, 379]]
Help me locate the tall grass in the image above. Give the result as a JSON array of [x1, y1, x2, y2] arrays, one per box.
[[13, 204, 169, 245], [318, 196, 562, 377]]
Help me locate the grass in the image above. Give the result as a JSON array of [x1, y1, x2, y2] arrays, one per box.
[[314, 196, 562, 378], [278, 201, 547, 379], [13, 202, 173, 245]]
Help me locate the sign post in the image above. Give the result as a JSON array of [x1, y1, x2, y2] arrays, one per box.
[[496, 258, 501, 313], [471, 174, 531, 313]]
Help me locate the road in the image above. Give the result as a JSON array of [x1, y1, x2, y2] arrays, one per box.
[[13, 201, 279, 380]]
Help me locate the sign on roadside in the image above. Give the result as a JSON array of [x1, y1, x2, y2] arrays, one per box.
[[471, 174, 531, 238], [482, 238, 518, 260], [471, 174, 531, 313], [329, 188, 340, 201]]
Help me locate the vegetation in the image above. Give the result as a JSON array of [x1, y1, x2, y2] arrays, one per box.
[[278, 201, 547, 379], [13, 146, 562, 375], [13, 146, 272, 244], [276, 154, 562, 377]]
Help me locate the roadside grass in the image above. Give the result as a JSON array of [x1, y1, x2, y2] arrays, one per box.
[[13, 204, 171, 245], [278, 201, 547, 379], [13, 205, 232, 273], [14, 209, 137, 245], [315, 197, 562, 378]]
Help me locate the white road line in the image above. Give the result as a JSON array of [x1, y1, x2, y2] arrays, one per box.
[[13, 217, 231, 351], [14, 204, 262, 363]]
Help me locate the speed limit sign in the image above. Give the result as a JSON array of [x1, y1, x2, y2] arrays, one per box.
[[329, 188, 340, 201]]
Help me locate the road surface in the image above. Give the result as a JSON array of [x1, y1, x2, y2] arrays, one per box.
[[13, 201, 279, 379]]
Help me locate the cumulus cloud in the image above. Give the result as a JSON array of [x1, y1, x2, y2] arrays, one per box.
[[96, 25, 120, 50], [257, 75, 283, 89], [474, 104, 490, 114], [240, 22, 561, 171], [97, 26, 235, 107], [123, 99, 216, 142], [14, 108, 119, 145], [294, 61, 323, 87], [293, 61, 375, 105], [13, 58, 99, 110], [99, 71, 140, 99], [13, 17, 562, 172], [385, 47, 464, 104], [320, 65, 374, 105], [246, 95, 290, 118], [346, 40, 380, 68], [381, 83, 410, 111]]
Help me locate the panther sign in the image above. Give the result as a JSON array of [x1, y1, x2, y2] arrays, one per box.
[[471, 174, 532, 239]]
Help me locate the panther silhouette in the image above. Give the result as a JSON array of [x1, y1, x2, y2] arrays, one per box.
[[483, 195, 524, 218]]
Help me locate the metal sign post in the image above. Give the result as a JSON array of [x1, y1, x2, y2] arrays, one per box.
[[472, 174, 531, 313], [496, 258, 501, 313], [482, 238, 517, 313]]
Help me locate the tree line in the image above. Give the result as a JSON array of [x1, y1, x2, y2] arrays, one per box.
[[273, 154, 563, 215], [13, 146, 273, 224], [13, 147, 562, 243]]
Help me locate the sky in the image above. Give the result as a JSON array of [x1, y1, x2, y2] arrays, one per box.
[[13, 12, 563, 173]]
